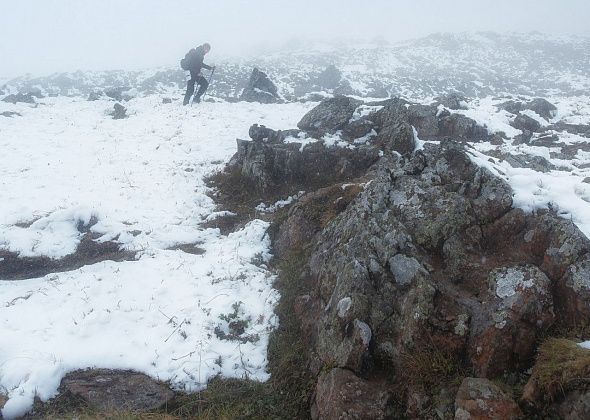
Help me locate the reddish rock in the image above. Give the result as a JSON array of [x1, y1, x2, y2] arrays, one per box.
[[455, 378, 522, 420], [311, 368, 389, 420], [470, 265, 555, 377]]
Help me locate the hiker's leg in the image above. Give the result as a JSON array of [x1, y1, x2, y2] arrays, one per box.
[[194, 75, 209, 102], [183, 74, 197, 105]]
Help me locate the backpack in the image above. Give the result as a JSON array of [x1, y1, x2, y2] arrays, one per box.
[[180, 48, 196, 71]]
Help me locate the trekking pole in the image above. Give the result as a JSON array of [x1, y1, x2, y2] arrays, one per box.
[[201, 67, 216, 101]]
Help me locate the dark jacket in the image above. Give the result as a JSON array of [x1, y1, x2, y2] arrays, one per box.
[[188, 45, 212, 74]]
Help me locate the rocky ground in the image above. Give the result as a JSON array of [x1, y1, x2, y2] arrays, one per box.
[[1, 32, 590, 419], [210, 94, 590, 419]]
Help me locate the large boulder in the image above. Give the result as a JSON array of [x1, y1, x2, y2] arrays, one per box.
[[298, 96, 362, 135], [511, 113, 542, 132], [240, 68, 279, 103]]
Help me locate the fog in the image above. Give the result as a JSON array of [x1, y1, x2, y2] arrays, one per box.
[[1, 0, 589, 78]]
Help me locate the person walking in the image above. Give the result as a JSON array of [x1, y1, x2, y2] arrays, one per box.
[[182, 43, 214, 105]]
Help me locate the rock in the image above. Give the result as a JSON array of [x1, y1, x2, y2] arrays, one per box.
[[162, 97, 172, 104], [274, 183, 364, 258], [499, 98, 557, 121], [230, 135, 380, 194], [455, 377, 522, 420], [511, 114, 542, 132], [315, 64, 342, 90], [105, 87, 131, 102], [311, 368, 389, 420], [27, 87, 45, 98], [372, 97, 488, 143], [240, 68, 279, 103], [502, 153, 555, 172], [553, 389, 590, 419], [527, 98, 557, 120], [1, 111, 21, 117], [435, 93, 468, 110], [554, 256, 590, 324], [111, 103, 127, 119], [247, 124, 299, 143], [438, 113, 489, 140], [298, 96, 362, 135], [469, 265, 555, 377], [59, 369, 174, 412], [0, 392, 7, 417], [2, 93, 36, 104], [87, 90, 103, 101]]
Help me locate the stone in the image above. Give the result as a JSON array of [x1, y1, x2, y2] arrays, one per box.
[[59, 369, 174, 412], [554, 389, 590, 419], [88, 90, 103, 101], [470, 265, 555, 377], [311, 368, 389, 420], [315, 64, 342, 90], [435, 93, 468, 110], [555, 256, 590, 324], [111, 103, 127, 119], [298, 96, 362, 135], [229, 134, 379, 195], [1, 111, 21, 118], [511, 113, 542, 132], [527, 98, 557, 120], [162, 97, 172, 104], [240, 68, 279, 103], [455, 378, 522, 420], [2, 93, 36, 104]]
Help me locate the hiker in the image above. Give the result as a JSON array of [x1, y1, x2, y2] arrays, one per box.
[[182, 43, 215, 105]]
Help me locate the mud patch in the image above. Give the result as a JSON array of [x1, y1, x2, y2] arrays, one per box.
[[0, 234, 135, 280]]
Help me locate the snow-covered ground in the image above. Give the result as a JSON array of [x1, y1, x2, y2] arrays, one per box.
[[0, 96, 314, 418]]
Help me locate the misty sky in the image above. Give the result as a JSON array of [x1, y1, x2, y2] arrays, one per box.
[[1, 0, 589, 78]]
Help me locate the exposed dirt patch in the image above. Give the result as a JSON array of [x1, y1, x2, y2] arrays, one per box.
[[166, 243, 206, 255], [0, 234, 136, 280]]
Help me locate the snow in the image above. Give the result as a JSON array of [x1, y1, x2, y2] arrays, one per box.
[[0, 96, 313, 418], [580, 341, 590, 350]]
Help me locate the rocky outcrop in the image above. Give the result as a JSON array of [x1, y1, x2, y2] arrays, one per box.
[[499, 98, 557, 121], [455, 378, 522, 419], [1, 111, 21, 118], [2, 93, 36, 104], [240, 68, 279, 103], [229, 124, 380, 195], [217, 96, 590, 418], [274, 139, 590, 415], [59, 369, 174, 412]]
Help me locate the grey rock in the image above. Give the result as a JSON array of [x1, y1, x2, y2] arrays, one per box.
[[315, 64, 342, 90], [554, 389, 590, 420], [298, 96, 362, 135], [111, 103, 127, 119], [435, 93, 468, 110], [1, 111, 21, 117], [87, 90, 103, 101], [2, 93, 36, 104], [240, 68, 279, 103], [511, 113, 542, 132]]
